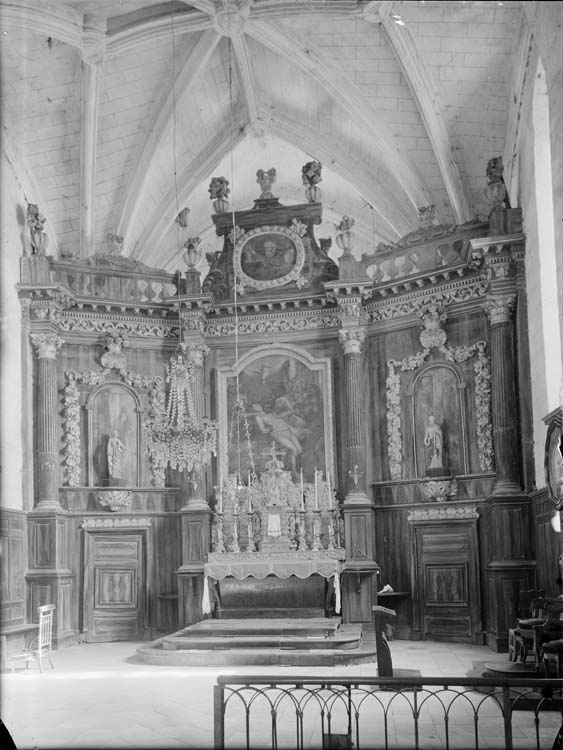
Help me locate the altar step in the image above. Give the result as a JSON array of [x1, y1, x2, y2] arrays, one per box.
[[136, 618, 377, 667]]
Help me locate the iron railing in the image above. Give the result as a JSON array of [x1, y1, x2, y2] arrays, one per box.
[[214, 675, 563, 750]]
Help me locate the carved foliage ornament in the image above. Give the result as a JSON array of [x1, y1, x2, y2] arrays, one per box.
[[408, 504, 479, 521], [31, 333, 64, 359], [386, 341, 493, 480], [339, 329, 366, 355], [485, 294, 516, 325], [62, 370, 165, 488]]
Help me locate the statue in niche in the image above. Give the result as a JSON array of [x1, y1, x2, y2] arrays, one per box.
[[107, 431, 125, 479], [424, 416, 445, 475]]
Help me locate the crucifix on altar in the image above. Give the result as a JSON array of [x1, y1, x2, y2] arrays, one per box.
[[263, 441, 286, 539]]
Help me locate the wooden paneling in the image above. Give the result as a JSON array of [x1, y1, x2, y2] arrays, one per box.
[[411, 518, 481, 643], [1, 511, 26, 625], [531, 489, 562, 597]]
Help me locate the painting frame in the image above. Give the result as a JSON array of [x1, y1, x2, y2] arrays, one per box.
[[216, 344, 335, 485], [234, 225, 305, 290]]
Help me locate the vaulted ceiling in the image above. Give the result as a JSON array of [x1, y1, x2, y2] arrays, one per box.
[[1, 0, 525, 272]]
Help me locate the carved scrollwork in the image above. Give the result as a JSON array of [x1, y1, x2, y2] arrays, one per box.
[[386, 341, 494, 479], [62, 369, 166, 488]]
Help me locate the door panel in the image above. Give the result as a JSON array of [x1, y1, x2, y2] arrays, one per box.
[[413, 522, 481, 643], [85, 532, 146, 642]]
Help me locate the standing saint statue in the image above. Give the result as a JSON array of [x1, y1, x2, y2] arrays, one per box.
[[107, 431, 125, 478], [424, 415, 443, 471]]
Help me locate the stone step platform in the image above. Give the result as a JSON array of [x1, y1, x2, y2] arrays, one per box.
[[136, 617, 377, 667], [172, 617, 340, 638]]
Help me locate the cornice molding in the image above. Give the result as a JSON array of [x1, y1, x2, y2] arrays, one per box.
[[366, 275, 489, 322]]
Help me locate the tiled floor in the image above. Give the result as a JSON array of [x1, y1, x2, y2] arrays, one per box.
[[0, 639, 557, 749]]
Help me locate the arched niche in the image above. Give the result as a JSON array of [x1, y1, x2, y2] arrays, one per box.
[[85, 381, 144, 487], [408, 362, 469, 477]]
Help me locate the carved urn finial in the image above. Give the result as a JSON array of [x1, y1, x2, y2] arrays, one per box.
[[256, 168, 277, 199], [301, 160, 322, 203], [183, 236, 202, 270], [335, 215, 355, 255], [209, 176, 230, 213], [26, 203, 47, 254]]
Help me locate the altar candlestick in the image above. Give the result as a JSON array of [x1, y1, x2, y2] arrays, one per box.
[[300, 468, 305, 511], [314, 467, 318, 510]]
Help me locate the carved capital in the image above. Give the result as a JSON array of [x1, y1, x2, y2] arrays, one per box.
[[31, 333, 64, 359], [179, 342, 209, 368], [485, 294, 516, 325], [339, 329, 365, 356]]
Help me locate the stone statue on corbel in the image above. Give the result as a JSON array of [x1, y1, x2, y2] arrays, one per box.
[[20, 203, 51, 283]]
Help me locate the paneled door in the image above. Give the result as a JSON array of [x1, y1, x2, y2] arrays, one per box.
[[84, 530, 148, 642], [410, 515, 481, 643]]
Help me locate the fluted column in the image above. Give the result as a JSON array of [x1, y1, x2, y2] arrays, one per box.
[[31, 333, 64, 509], [340, 329, 368, 499], [485, 293, 522, 495]]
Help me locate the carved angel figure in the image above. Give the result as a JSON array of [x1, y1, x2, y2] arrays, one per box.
[[26, 203, 47, 254]]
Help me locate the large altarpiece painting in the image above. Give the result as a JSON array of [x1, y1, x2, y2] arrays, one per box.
[[217, 346, 334, 484]]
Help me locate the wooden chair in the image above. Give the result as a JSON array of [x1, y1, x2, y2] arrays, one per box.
[[10, 605, 55, 673], [534, 597, 563, 672], [508, 589, 545, 662]]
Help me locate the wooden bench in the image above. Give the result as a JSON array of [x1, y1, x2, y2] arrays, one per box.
[[0, 623, 39, 671]]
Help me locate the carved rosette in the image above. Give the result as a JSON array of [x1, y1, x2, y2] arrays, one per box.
[[339, 329, 365, 356], [485, 294, 516, 325], [30, 333, 64, 359], [386, 341, 494, 480]]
